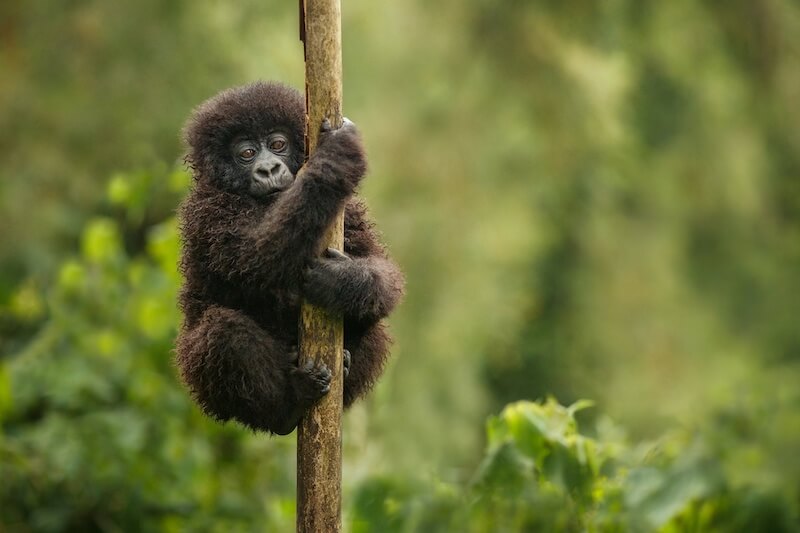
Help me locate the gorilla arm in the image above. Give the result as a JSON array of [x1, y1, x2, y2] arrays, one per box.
[[303, 199, 405, 323], [252, 121, 367, 285]]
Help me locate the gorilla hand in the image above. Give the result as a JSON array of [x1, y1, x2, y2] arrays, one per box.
[[305, 248, 357, 312], [311, 118, 367, 193]]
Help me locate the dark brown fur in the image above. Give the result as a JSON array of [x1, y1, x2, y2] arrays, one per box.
[[175, 82, 404, 434]]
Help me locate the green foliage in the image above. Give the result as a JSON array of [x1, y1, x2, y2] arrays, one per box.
[[0, 169, 297, 532], [2, 1, 800, 530], [352, 399, 799, 532]]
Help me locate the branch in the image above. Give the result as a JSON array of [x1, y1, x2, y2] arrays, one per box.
[[296, 1, 344, 532]]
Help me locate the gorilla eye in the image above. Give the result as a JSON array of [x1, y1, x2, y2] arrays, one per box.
[[269, 139, 287, 152], [239, 147, 257, 160]]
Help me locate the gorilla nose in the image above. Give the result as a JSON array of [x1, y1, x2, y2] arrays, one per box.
[[255, 162, 282, 180]]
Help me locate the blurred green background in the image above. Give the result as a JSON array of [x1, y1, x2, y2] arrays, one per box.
[[1, 1, 799, 531]]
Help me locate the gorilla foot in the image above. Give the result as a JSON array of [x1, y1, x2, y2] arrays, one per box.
[[291, 360, 332, 406]]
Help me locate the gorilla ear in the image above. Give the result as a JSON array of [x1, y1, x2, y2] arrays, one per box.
[[182, 154, 200, 180]]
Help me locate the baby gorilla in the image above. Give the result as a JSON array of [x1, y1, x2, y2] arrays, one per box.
[[176, 82, 404, 435]]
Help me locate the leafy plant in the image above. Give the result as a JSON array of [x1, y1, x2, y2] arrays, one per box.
[[352, 398, 799, 532], [0, 168, 297, 532]]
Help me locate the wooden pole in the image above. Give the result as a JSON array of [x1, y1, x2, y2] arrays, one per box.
[[297, 1, 344, 532]]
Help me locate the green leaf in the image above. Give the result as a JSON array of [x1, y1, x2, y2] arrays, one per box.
[[472, 440, 533, 496], [625, 446, 725, 528], [81, 218, 123, 264], [0, 364, 12, 420], [107, 174, 132, 205]]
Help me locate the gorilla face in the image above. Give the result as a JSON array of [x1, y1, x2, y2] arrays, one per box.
[[231, 130, 297, 198]]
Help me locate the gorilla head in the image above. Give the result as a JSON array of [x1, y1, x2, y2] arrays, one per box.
[[183, 82, 306, 199]]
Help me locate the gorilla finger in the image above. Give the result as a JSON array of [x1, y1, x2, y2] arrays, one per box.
[[319, 363, 332, 379], [340, 118, 358, 134], [343, 349, 351, 378], [324, 247, 351, 261], [320, 118, 332, 133]]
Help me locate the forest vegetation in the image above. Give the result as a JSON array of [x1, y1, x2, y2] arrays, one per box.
[[1, 1, 798, 530]]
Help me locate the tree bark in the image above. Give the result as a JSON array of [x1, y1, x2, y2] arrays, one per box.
[[296, 1, 343, 532]]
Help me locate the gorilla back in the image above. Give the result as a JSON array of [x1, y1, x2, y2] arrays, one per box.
[[175, 82, 405, 435]]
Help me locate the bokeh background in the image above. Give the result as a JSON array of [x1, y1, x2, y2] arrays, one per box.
[[1, 1, 799, 531]]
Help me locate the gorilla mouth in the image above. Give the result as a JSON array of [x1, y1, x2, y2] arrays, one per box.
[[253, 172, 295, 196]]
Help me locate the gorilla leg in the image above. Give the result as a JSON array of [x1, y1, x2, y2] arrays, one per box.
[[343, 322, 392, 407], [176, 306, 330, 434]]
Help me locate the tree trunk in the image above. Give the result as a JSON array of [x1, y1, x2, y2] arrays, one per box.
[[296, 1, 343, 532]]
